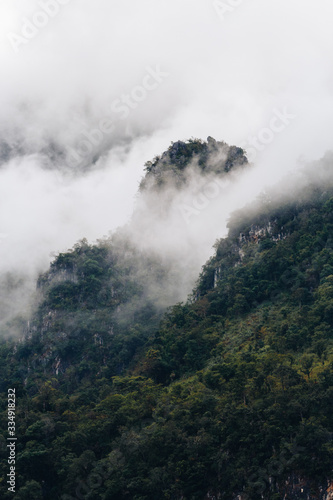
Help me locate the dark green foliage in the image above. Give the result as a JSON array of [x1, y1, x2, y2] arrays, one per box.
[[1, 176, 333, 498], [140, 137, 248, 191]]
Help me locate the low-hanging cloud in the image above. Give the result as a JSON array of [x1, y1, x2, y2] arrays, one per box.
[[0, 0, 333, 333]]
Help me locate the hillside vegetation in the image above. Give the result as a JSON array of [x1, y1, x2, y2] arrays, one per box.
[[0, 141, 332, 499]]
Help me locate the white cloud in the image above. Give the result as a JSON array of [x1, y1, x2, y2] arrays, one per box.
[[0, 0, 333, 329]]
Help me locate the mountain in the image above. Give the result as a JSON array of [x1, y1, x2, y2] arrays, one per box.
[[139, 137, 247, 191], [0, 141, 332, 499]]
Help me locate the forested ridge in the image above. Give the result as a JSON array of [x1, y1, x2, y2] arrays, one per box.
[[0, 140, 333, 499]]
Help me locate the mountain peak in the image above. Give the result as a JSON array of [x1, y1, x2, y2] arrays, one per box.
[[139, 137, 248, 191]]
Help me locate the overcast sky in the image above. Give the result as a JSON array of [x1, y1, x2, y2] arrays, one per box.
[[0, 0, 333, 276]]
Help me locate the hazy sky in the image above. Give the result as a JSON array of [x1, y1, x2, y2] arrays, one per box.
[[0, 0, 333, 276]]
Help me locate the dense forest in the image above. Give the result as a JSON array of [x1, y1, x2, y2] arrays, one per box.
[[0, 140, 332, 499]]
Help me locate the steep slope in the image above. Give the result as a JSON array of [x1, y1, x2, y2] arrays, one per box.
[[0, 138, 247, 385], [0, 147, 333, 499]]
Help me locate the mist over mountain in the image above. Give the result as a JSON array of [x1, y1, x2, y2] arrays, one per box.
[[0, 0, 332, 339], [1, 1, 333, 498], [1, 148, 333, 499], [0, 137, 249, 336]]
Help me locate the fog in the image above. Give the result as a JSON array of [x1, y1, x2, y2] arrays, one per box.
[[0, 0, 333, 332]]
